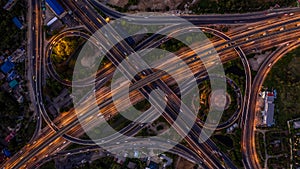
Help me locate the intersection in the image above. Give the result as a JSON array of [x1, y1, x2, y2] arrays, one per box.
[[1, 0, 300, 168]]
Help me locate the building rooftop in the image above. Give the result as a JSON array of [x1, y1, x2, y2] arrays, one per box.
[[127, 161, 137, 169], [3, 0, 17, 11], [46, 16, 58, 26], [1, 61, 15, 74], [261, 91, 275, 127], [0, 72, 5, 80], [46, 0, 64, 16], [12, 17, 23, 29], [148, 161, 159, 169], [267, 95, 274, 102], [266, 103, 275, 127], [2, 148, 11, 157], [294, 121, 300, 129], [7, 70, 17, 81], [9, 79, 18, 89]]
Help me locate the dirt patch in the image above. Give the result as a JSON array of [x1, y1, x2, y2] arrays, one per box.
[[107, 0, 128, 8], [107, 0, 191, 11], [138, 0, 184, 11], [249, 51, 271, 71], [175, 157, 195, 169]]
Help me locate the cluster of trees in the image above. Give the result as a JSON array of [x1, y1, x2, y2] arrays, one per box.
[[212, 128, 243, 167], [0, 90, 21, 139], [0, 1, 26, 53], [268, 155, 290, 169], [160, 38, 187, 53], [255, 132, 265, 166], [133, 99, 151, 112], [78, 156, 148, 169], [227, 128, 243, 167], [0, 90, 36, 154], [44, 78, 64, 98], [7, 119, 36, 153], [52, 37, 88, 81], [191, 0, 296, 14], [265, 132, 289, 156], [222, 85, 238, 123], [51, 37, 82, 64], [224, 59, 245, 94]]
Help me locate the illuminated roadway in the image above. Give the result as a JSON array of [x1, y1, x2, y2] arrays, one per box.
[[44, 0, 300, 168], [67, 1, 232, 168], [89, 0, 300, 25], [48, 4, 300, 168], [1, 0, 300, 168], [43, 15, 300, 132], [21, 2, 300, 169], [242, 40, 300, 169], [28, 6, 300, 169], [45, 27, 246, 131], [26, 0, 43, 143]]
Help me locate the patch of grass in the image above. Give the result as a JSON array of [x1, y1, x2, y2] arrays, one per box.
[[268, 156, 290, 169], [39, 160, 55, 169], [255, 132, 265, 166]]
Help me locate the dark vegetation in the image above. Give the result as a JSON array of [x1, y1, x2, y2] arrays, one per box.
[[0, 0, 26, 54]]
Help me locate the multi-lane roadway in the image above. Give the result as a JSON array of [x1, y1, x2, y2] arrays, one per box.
[[2, 1, 300, 169]]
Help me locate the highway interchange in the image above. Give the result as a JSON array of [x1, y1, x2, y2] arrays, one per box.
[[2, 0, 300, 168]]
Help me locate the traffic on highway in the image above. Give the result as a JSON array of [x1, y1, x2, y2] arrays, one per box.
[[0, 0, 299, 168]]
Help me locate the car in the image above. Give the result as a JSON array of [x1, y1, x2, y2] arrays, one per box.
[[268, 63, 272, 67], [32, 156, 37, 161]]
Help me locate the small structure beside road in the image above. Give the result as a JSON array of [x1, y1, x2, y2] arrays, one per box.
[[260, 90, 276, 127]]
